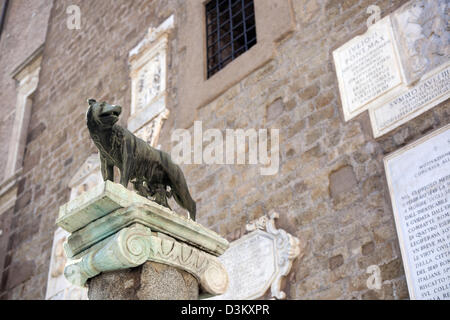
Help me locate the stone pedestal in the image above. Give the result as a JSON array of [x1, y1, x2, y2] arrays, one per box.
[[56, 181, 229, 300], [87, 261, 199, 300]]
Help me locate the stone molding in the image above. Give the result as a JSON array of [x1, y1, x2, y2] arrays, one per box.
[[68, 153, 101, 189], [149, 232, 228, 295], [5, 51, 43, 180], [10, 44, 44, 79], [1, 47, 43, 215], [68, 153, 102, 201], [45, 227, 88, 300], [58, 181, 228, 256], [0, 169, 21, 215]]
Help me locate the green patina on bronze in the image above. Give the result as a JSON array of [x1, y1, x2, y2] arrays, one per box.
[[86, 99, 196, 220]]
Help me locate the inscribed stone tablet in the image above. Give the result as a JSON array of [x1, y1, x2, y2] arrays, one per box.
[[384, 124, 450, 300], [370, 63, 450, 137], [333, 17, 403, 121], [209, 230, 277, 300]]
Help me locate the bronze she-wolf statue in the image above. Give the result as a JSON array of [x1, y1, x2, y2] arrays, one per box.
[[86, 99, 196, 220]]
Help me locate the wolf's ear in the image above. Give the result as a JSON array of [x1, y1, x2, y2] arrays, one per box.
[[87, 98, 97, 106]]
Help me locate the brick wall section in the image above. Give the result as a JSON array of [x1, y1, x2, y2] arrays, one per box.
[[0, 0, 186, 299], [0, 0, 52, 299], [0, 0, 52, 182], [1, 0, 448, 300]]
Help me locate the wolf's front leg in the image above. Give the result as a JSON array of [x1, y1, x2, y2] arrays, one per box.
[[120, 165, 131, 187], [100, 155, 114, 181], [120, 149, 133, 187]]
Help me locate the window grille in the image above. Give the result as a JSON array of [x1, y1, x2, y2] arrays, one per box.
[[205, 0, 257, 78]]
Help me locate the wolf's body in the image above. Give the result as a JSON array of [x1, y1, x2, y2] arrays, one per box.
[[86, 99, 196, 220]]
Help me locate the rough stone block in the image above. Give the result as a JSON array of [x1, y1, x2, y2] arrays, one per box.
[[14, 190, 32, 211], [361, 241, 375, 256], [298, 84, 320, 101], [266, 98, 285, 122], [329, 254, 344, 270], [380, 258, 404, 281], [329, 165, 357, 198], [6, 261, 35, 290]]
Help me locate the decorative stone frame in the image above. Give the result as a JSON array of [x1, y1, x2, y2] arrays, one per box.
[[209, 212, 304, 300], [0, 46, 43, 217], [5, 46, 43, 180], [127, 15, 174, 147], [45, 154, 102, 300], [176, 0, 296, 128]]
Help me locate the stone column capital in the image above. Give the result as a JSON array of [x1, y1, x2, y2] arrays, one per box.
[[58, 181, 229, 297]]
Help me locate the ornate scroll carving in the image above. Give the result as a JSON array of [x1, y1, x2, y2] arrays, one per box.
[[245, 212, 302, 299], [263, 212, 301, 299], [59, 180, 228, 296], [149, 234, 228, 295], [210, 212, 302, 300], [64, 223, 152, 287], [135, 53, 162, 113], [392, 0, 449, 83]]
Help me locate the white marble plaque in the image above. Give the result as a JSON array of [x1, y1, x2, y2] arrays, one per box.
[[209, 213, 302, 300], [333, 16, 404, 121], [370, 63, 450, 137], [384, 124, 450, 300], [212, 231, 276, 300], [334, 0, 449, 137]]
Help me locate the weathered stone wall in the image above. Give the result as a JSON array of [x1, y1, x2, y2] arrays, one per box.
[[0, 0, 448, 300], [0, 0, 52, 182], [168, 0, 449, 300], [0, 0, 53, 299], [179, 0, 394, 299], [0, 0, 185, 299]]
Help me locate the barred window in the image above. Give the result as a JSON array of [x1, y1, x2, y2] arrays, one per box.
[[205, 0, 257, 78]]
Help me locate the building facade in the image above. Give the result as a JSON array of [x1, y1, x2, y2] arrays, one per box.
[[0, 0, 448, 300]]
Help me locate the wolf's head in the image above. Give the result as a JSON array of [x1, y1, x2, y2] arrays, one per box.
[[86, 99, 122, 130]]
